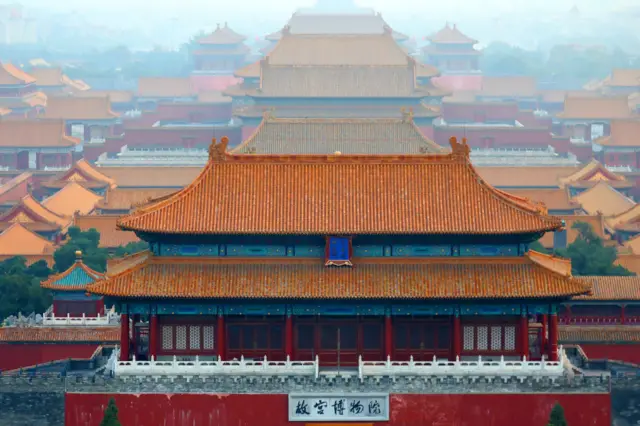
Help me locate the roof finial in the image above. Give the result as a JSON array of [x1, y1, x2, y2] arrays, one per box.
[[75, 250, 82, 261], [449, 136, 470, 158], [208, 137, 229, 162], [401, 107, 413, 123]]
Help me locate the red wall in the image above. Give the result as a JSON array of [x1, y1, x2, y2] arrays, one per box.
[[580, 344, 640, 364], [0, 344, 99, 371], [65, 393, 610, 426]]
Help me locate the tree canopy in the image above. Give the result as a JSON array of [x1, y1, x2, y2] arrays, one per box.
[[556, 222, 634, 276], [0, 257, 52, 319], [53, 226, 108, 273], [113, 241, 149, 258], [100, 398, 122, 426], [547, 402, 568, 426]]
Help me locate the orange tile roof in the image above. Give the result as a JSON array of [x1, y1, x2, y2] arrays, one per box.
[[427, 24, 477, 44], [573, 276, 640, 300], [60, 75, 90, 92], [119, 137, 562, 236], [0, 327, 120, 343], [616, 253, 640, 275], [234, 60, 260, 78], [0, 107, 11, 116], [0, 120, 80, 148], [538, 214, 606, 249], [606, 203, 640, 231], [197, 23, 246, 44], [42, 96, 118, 120], [0, 223, 55, 256], [596, 119, 640, 147], [0, 194, 71, 232], [100, 166, 203, 188], [41, 182, 103, 217], [557, 96, 634, 120], [572, 182, 635, 217], [137, 77, 195, 98], [231, 116, 445, 155], [29, 67, 66, 86], [0, 171, 32, 197], [74, 214, 140, 249], [558, 159, 631, 189], [559, 326, 640, 343], [506, 188, 578, 212], [606, 69, 640, 88], [479, 76, 537, 98], [74, 90, 133, 103], [233, 104, 441, 120], [0, 62, 35, 85], [106, 249, 150, 275], [88, 252, 588, 300], [97, 188, 176, 212], [266, 32, 412, 66], [42, 160, 117, 190], [476, 166, 578, 188], [623, 234, 640, 255], [22, 91, 47, 107]]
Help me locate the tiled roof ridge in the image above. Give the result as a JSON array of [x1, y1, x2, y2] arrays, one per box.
[[573, 180, 635, 206], [0, 194, 69, 228], [0, 171, 32, 196], [526, 250, 573, 277], [75, 159, 117, 188], [0, 222, 56, 251], [0, 61, 36, 84], [607, 202, 640, 229], [41, 181, 103, 217], [41, 254, 105, 290], [559, 159, 625, 185]]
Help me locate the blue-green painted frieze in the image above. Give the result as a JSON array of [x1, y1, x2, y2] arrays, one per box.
[[224, 304, 286, 315], [460, 305, 522, 316], [53, 291, 102, 301], [392, 305, 454, 316], [157, 304, 218, 315], [292, 304, 386, 316]]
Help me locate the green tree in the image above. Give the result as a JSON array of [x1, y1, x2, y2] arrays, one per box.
[[53, 227, 108, 273], [556, 222, 634, 276], [113, 241, 149, 258], [529, 241, 550, 254], [0, 257, 52, 319], [100, 398, 121, 426], [547, 402, 568, 426]]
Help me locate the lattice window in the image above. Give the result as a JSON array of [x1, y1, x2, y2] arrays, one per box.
[[490, 326, 502, 350], [504, 325, 516, 351], [176, 325, 187, 350], [189, 326, 201, 350], [477, 326, 488, 350], [162, 326, 173, 350], [203, 326, 215, 350], [463, 326, 474, 350]]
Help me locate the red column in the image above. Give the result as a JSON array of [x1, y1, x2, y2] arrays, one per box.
[[217, 314, 226, 360], [453, 314, 461, 360], [120, 313, 129, 361], [541, 314, 548, 357], [621, 305, 626, 325], [131, 314, 139, 357], [520, 314, 529, 360], [549, 314, 559, 361], [384, 314, 393, 359], [149, 313, 158, 360], [285, 313, 293, 359]]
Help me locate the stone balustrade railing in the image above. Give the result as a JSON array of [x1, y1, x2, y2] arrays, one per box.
[[42, 310, 119, 327], [359, 349, 565, 380], [88, 137, 107, 144], [115, 355, 319, 378]]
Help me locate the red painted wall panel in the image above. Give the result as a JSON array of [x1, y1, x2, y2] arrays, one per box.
[[65, 392, 610, 426], [0, 344, 99, 371], [580, 344, 640, 364]]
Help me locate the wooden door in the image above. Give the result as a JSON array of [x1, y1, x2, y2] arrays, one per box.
[[393, 320, 451, 361]]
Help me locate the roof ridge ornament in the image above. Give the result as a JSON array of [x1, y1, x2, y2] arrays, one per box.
[[401, 107, 414, 123], [449, 136, 470, 158], [208, 137, 229, 162]]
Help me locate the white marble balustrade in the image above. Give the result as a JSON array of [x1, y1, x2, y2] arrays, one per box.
[[116, 355, 319, 378], [42, 308, 119, 326], [359, 348, 566, 379]]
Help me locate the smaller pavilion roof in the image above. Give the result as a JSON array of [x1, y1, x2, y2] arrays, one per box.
[[137, 77, 196, 98], [596, 119, 640, 147], [0, 194, 71, 232], [556, 96, 634, 120], [505, 188, 578, 212], [426, 23, 477, 44], [572, 181, 635, 217], [42, 96, 119, 120], [41, 250, 104, 291], [87, 250, 589, 300], [0, 223, 55, 256], [0, 62, 35, 85], [231, 115, 445, 155], [42, 159, 117, 190], [0, 120, 80, 148], [0, 327, 119, 343], [197, 23, 246, 45], [74, 215, 140, 249], [558, 159, 631, 189], [41, 182, 103, 217]]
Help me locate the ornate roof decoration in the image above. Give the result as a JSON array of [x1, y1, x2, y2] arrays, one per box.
[[41, 250, 104, 291]]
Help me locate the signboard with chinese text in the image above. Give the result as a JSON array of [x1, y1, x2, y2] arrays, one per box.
[[288, 393, 389, 422]]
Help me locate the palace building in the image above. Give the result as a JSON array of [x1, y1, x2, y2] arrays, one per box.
[[88, 136, 589, 366]]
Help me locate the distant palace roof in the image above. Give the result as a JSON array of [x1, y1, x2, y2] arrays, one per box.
[[231, 116, 445, 154], [572, 182, 635, 217], [41, 182, 103, 217], [137, 77, 196, 98], [573, 276, 640, 301], [0, 120, 80, 148], [426, 23, 477, 45], [41, 252, 104, 291], [118, 137, 562, 236], [596, 119, 640, 147], [605, 69, 640, 88], [42, 159, 117, 190], [0, 327, 120, 343], [88, 251, 589, 300], [197, 22, 246, 45], [97, 188, 177, 213], [0, 194, 71, 232], [42, 96, 119, 120], [506, 188, 578, 212], [0, 223, 55, 256], [30, 67, 90, 91], [557, 96, 634, 120], [0, 62, 35, 85], [74, 215, 140, 249], [558, 159, 631, 189]]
